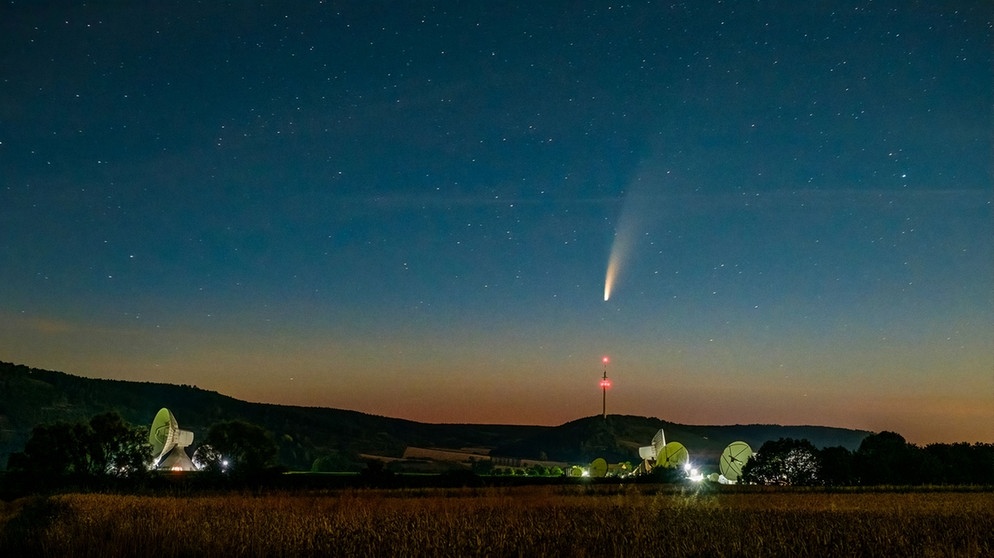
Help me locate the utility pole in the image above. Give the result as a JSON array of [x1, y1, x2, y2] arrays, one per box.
[[599, 356, 611, 419]]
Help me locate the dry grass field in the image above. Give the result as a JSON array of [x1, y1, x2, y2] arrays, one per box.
[[1, 485, 992, 557]]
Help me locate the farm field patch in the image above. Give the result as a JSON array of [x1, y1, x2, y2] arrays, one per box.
[[2, 486, 992, 557]]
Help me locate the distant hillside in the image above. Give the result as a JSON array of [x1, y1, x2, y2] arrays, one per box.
[[0, 362, 544, 471], [0, 361, 870, 471], [492, 415, 870, 466]]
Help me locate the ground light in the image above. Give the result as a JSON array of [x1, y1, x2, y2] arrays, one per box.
[[683, 462, 704, 482]]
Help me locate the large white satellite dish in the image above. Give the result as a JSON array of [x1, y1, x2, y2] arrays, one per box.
[[718, 441, 753, 483], [639, 428, 667, 461], [149, 407, 197, 471], [651, 429, 666, 458]]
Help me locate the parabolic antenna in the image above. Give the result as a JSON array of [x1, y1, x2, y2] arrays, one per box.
[[589, 458, 608, 478], [639, 428, 667, 461], [650, 428, 666, 457], [719, 441, 753, 482], [149, 408, 176, 460], [658, 441, 689, 469], [148, 407, 197, 471]]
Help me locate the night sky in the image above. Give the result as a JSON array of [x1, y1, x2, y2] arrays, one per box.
[[2, 2, 991, 443]]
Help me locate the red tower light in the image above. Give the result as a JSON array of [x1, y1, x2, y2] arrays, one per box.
[[600, 356, 610, 419]]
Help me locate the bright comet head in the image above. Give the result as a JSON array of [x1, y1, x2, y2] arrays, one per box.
[[603, 253, 619, 301]]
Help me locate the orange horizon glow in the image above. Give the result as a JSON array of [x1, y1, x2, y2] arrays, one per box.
[[3, 312, 992, 446]]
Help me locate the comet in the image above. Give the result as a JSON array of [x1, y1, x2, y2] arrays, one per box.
[[603, 183, 644, 302], [603, 233, 630, 301], [603, 160, 670, 302], [604, 257, 617, 301]]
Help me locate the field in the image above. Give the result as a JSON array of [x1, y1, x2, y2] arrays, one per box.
[[1, 485, 992, 557]]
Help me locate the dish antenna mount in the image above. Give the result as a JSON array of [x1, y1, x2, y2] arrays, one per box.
[[638, 428, 667, 461]]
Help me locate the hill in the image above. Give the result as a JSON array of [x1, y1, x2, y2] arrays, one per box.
[[492, 415, 870, 466], [0, 361, 870, 471], [0, 361, 544, 471]]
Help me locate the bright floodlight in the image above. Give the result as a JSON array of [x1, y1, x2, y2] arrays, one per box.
[[688, 467, 704, 482]]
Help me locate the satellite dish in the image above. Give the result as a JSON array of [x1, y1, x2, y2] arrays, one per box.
[[651, 429, 667, 458], [149, 408, 176, 460], [589, 458, 608, 478], [658, 441, 689, 469], [719, 441, 753, 483], [639, 428, 667, 461], [149, 408, 197, 471]]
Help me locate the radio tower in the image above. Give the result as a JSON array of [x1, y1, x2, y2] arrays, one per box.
[[599, 356, 611, 419]]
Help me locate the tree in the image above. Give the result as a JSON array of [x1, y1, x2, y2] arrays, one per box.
[[741, 438, 821, 486], [7, 421, 88, 478], [311, 450, 357, 473], [854, 431, 920, 485], [470, 457, 495, 476], [87, 412, 152, 478], [7, 412, 151, 487], [648, 463, 687, 483], [527, 464, 548, 476], [819, 446, 855, 486], [194, 420, 278, 476], [920, 442, 994, 485]]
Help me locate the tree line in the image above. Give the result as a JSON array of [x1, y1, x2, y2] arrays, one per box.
[[3, 412, 280, 494], [741, 432, 994, 486], [4, 413, 992, 492]]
